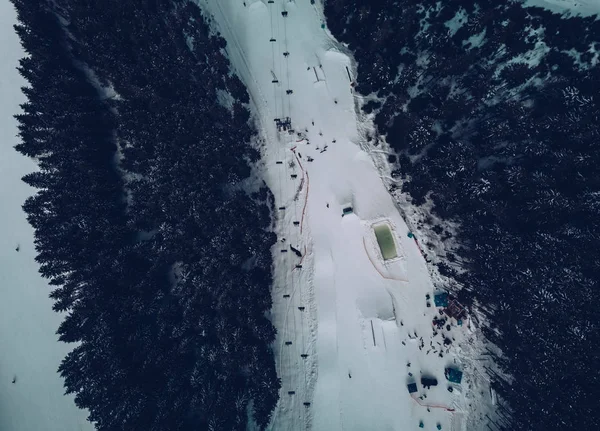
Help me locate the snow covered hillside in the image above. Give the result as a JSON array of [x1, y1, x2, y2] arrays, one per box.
[[198, 1, 495, 430], [525, 0, 600, 17], [0, 3, 92, 430]]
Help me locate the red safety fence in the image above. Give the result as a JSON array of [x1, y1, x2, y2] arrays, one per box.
[[411, 395, 455, 412], [413, 237, 424, 254]]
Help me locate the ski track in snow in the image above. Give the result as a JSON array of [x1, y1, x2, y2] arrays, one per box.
[[198, 1, 493, 430]]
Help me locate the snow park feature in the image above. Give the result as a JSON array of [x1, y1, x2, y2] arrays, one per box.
[[373, 222, 398, 260], [198, 0, 494, 429]]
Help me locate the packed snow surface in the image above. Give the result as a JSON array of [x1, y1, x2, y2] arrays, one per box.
[[524, 0, 600, 16], [0, 3, 93, 431], [199, 1, 490, 430]]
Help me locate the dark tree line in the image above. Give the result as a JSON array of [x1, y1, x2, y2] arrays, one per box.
[[11, 0, 279, 429], [326, 0, 599, 430]]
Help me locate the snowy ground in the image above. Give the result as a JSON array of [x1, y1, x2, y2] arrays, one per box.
[[524, 0, 600, 17], [199, 1, 494, 430], [0, 3, 92, 430]]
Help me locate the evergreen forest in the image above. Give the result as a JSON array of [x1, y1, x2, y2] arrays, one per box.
[[10, 0, 280, 429], [325, 0, 600, 429]]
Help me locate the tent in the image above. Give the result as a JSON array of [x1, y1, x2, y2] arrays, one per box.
[[434, 292, 449, 307], [445, 367, 463, 384]]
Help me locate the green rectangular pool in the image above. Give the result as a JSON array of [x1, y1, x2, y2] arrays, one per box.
[[374, 224, 398, 260]]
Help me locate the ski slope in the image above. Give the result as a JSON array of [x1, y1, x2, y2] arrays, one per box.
[[198, 1, 493, 430], [0, 3, 93, 431]]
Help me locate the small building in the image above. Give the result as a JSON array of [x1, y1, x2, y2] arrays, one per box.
[[407, 382, 418, 394], [445, 299, 467, 320], [342, 205, 353, 216], [445, 367, 463, 384], [434, 292, 449, 307]]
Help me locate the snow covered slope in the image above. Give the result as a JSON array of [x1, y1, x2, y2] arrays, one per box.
[[525, 0, 600, 17], [198, 1, 493, 430], [0, 4, 92, 430]]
